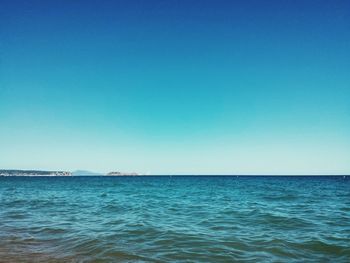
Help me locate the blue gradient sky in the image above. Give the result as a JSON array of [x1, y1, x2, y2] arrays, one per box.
[[1, 0, 349, 174]]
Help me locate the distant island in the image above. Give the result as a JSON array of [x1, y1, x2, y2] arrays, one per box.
[[0, 169, 139, 176], [107, 171, 139, 176], [72, 170, 103, 176], [0, 170, 72, 176]]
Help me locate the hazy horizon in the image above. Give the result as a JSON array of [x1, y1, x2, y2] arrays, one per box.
[[1, 0, 350, 175]]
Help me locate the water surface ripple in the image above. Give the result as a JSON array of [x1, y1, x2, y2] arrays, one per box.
[[0, 176, 349, 262]]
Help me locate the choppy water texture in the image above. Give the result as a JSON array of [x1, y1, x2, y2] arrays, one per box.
[[0, 176, 349, 262]]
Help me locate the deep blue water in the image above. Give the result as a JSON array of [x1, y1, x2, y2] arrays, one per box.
[[0, 176, 349, 262]]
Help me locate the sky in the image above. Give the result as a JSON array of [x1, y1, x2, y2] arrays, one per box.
[[1, 0, 349, 175]]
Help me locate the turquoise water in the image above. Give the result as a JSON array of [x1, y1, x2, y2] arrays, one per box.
[[0, 176, 349, 262]]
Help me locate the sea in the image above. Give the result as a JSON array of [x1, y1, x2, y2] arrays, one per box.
[[0, 176, 349, 262]]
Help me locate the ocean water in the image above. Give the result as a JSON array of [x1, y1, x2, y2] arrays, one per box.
[[0, 176, 349, 262]]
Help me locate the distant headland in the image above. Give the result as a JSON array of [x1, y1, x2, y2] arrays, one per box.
[[0, 170, 72, 176], [107, 171, 139, 176], [0, 169, 139, 176]]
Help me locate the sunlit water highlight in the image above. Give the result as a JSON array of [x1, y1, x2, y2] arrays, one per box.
[[0, 176, 349, 262]]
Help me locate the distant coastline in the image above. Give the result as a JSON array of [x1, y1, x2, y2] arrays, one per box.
[[0, 170, 348, 177], [0, 169, 139, 176], [0, 169, 72, 176], [107, 171, 139, 176]]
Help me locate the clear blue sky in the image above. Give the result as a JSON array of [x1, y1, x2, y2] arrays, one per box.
[[1, 0, 349, 174]]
